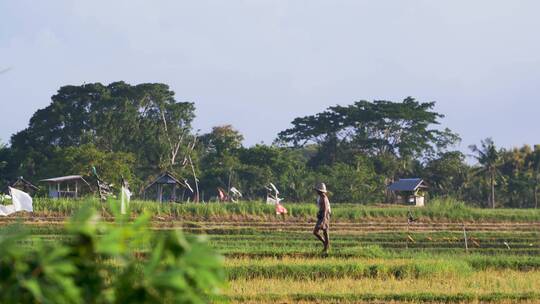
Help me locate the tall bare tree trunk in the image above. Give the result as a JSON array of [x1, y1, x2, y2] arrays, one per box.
[[188, 155, 199, 203]]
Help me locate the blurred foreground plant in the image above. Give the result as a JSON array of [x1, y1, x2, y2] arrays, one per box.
[[0, 207, 225, 303]]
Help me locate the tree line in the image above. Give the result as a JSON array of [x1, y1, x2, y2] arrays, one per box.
[[1, 81, 539, 208]]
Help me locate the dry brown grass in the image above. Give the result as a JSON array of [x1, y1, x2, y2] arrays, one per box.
[[226, 270, 540, 301]]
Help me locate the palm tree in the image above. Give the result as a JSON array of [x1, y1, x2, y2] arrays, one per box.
[[469, 138, 500, 208], [526, 146, 540, 208]]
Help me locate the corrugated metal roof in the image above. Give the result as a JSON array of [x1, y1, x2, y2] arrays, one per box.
[[40, 175, 86, 183], [388, 178, 426, 191]]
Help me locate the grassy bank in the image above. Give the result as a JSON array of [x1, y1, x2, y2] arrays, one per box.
[[25, 197, 540, 222]]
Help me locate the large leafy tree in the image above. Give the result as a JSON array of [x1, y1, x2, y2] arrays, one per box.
[[0, 142, 12, 187], [498, 146, 532, 208], [199, 125, 244, 157], [423, 151, 469, 199], [198, 125, 244, 199], [319, 156, 384, 203], [277, 97, 460, 165], [10, 82, 195, 187], [469, 138, 501, 208], [41, 144, 137, 191], [238, 145, 313, 201]]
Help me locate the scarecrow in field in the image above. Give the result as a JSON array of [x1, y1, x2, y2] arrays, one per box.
[[120, 176, 131, 215], [230, 187, 242, 202], [313, 182, 331, 253], [266, 183, 288, 217], [217, 187, 229, 202]]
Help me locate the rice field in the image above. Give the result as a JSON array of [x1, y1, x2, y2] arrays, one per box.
[[2, 199, 540, 303], [25, 197, 540, 222]]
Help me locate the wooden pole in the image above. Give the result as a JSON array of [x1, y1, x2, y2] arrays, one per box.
[[406, 219, 409, 249], [227, 169, 232, 197], [189, 155, 199, 203], [462, 223, 469, 253]]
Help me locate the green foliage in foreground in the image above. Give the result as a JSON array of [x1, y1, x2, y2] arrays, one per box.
[[31, 197, 540, 222], [0, 207, 224, 304]]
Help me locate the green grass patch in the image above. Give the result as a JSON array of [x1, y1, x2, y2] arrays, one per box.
[[27, 197, 540, 222]]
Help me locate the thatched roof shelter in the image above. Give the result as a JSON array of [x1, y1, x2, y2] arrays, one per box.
[[3, 176, 39, 195], [143, 172, 190, 203]]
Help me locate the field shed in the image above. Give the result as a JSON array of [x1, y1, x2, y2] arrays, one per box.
[[388, 178, 428, 207], [143, 171, 189, 203], [40, 175, 91, 199], [4, 176, 39, 195]]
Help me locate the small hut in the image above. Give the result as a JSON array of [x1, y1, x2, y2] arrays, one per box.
[[5, 176, 39, 195], [40, 175, 91, 199], [387, 178, 428, 207], [143, 172, 189, 203]]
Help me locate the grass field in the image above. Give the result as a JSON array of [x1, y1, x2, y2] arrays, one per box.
[[2, 198, 540, 303], [20, 197, 540, 222]]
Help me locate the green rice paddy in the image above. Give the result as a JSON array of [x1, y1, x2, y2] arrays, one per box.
[[2, 199, 540, 303]]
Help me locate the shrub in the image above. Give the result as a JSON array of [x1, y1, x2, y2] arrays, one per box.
[[0, 206, 225, 303]]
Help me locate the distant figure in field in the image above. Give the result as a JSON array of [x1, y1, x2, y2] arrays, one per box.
[[313, 183, 331, 253]]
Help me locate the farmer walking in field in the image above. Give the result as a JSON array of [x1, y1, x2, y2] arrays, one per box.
[[313, 183, 331, 253]]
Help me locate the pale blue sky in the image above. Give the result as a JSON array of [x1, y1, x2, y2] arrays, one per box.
[[1, 1, 539, 149]]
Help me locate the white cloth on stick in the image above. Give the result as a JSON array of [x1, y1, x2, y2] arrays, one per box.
[[230, 187, 242, 197], [120, 186, 131, 215], [269, 183, 279, 195], [0, 187, 33, 216], [10, 187, 33, 212], [266, 196, 283, 205]]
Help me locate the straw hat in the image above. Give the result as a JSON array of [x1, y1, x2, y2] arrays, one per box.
[[314, 182, 327, 193]]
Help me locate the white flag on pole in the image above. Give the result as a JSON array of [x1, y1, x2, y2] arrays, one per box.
[[0, 187, 33, 216], [10, 187, 33, 212], [121, 186, 131, 215]]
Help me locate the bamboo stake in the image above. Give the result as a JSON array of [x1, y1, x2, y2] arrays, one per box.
[[188, 155, 199, 203], [462, 223, 469, 253], [406, 219, 409, 249]]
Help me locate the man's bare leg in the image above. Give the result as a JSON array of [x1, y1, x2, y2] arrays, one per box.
[[323, 229, 330, 252], [313, 228, 325, 245]]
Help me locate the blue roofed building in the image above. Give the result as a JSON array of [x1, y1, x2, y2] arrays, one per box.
[[387, 178, 428, 207]]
